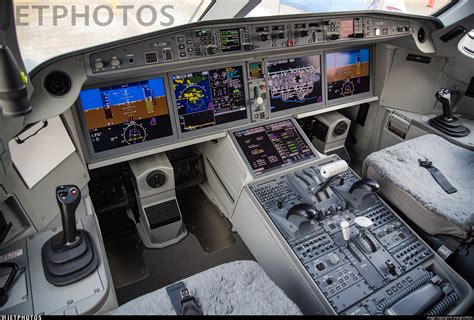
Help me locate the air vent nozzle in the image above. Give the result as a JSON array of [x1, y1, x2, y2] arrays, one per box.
[[44, 71, 71, 96]]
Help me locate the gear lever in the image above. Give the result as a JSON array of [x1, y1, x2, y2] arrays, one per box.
[[429, 88, 470, 137]]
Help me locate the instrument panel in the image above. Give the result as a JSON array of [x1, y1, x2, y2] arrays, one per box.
[[87, 15, 410, 74], [65, 12, 439, 164], [77, 45, 373, 161]]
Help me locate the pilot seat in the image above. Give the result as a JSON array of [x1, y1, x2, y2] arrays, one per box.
[[107, 260, 302, 315], [363, 134, 474, 240]]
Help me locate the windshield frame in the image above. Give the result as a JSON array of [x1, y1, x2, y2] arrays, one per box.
[[432, 0, 459, 16]]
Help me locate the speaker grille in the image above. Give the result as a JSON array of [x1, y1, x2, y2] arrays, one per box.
[[144, 199, 181, 229]]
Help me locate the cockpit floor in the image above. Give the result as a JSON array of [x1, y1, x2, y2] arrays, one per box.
[[98, 185, 255, 306], [99, 209, 149, 290], [177, 185, 237, 253], [115, 231, 254, 305]]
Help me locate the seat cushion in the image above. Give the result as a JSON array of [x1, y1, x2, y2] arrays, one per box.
[[363, 134, 474, 237], [107, 260, 302, 315]]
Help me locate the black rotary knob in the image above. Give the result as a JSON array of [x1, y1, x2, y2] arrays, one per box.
[[206, 46, 218, 55], [146, 170, 167, 188], [260, 34, 271, 42], [300, 30, 310, 37]]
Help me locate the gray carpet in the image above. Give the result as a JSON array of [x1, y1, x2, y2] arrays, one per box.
[[115, 232, 255, 305]]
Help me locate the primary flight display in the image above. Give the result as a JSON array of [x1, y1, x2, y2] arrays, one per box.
[[326, 47, 370, 100], [79, 78, 174, 153]]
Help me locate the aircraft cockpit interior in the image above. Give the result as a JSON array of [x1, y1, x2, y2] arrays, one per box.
[[0, 0, 473, 316]]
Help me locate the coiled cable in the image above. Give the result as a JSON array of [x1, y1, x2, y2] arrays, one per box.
[[376, 272, 434, 315], [424, 291, 459, 316]]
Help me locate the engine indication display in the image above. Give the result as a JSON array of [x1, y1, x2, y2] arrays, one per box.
[[267, 55, 323, 114], [340, 19, 354, 38], [220, 29, 241, 52], [172, 65, 248, 133], [79, 78, 174, 153], [326, 48, 370, 100], [233, 119, 316, 176]]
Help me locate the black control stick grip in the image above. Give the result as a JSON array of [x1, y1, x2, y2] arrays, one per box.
[[56, 185, 81, 246], [349, 178, 380, 194], [436, 88, 453, 120]]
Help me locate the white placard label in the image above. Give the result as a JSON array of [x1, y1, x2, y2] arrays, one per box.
[[0, 249, 23, 263]]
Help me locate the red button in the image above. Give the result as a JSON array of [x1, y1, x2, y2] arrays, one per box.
[[71, 189, 77, 195]]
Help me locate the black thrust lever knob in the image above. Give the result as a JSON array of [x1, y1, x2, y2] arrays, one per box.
[[349, 178, 380, 194]]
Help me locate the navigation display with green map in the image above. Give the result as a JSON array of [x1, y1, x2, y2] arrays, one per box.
[[172, 65, 248, 133]]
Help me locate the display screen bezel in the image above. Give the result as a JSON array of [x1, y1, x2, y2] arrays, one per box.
[[75, 73, 178, 162], [229, 117, 320, 178], [324, 45, 374, 106], [168, 61, 251, 140], [264, 51, 325, 118]]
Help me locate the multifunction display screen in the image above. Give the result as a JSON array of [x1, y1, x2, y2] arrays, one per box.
[[79, 78, 173, 153], [233, 119, 315, 176], [266, 55, 323, 114], [326, 48, 370, 100], [172, 66, 247, 133]]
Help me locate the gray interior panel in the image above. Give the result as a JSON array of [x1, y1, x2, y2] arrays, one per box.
[[380, 48, 445, 113]]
